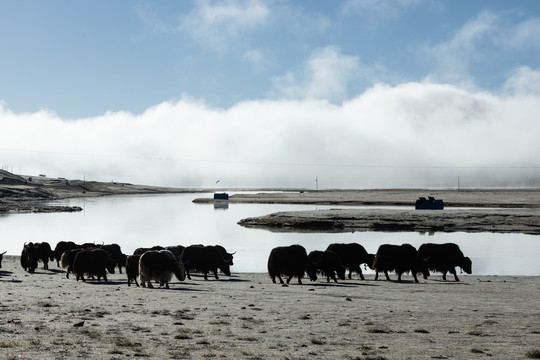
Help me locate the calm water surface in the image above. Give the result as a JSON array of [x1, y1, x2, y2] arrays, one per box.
[[1, 193, 539, 275]]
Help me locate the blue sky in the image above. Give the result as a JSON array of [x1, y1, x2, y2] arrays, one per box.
[[1, 0, 540, 188]]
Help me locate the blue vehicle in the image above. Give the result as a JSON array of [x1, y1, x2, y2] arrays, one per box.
[[415, 196, 444, 210]]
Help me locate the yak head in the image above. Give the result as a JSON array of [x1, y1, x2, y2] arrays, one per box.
[[174, 262, 186, 282], [305, 259, 318, 282], [106, 255, 116, 274], [365, 254, 376, 270], [461, 257, 472, 274], [219, 261, 231, 277], [418, 258, 430, 280], [336, 265, 346, 281]]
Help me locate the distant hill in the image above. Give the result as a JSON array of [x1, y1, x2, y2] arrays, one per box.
[[0, 170, 27, 185]]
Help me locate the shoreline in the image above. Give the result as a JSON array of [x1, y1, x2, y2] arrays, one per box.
[[202, 189, 540, 235], [3, 177, 540, 234]]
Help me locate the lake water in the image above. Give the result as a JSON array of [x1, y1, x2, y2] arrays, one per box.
[[1, 193, 539, 275]]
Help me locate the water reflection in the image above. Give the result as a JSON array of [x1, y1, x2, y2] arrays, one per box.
[[0, 193, 538, 275]]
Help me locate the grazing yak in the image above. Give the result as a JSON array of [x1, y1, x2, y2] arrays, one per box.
[[139, 250, 185, 289], [373, 244, 429, 283], [308, 250, 346, 283], [53, 241, 79, 267], [267, 245, 317, 285], [0, 251, 6, 269], [125, 254, 141, 287], [60, 248, 83, 278], [418, 243, 472, 282], [181, 245, 231, 280], [101, 243, 126, 274], [72, 248, 116, 282], [325, 243, 375, 280], [35, 242, 54, 270], [20, 243, 40, 273], [21, 242, 54, 272]]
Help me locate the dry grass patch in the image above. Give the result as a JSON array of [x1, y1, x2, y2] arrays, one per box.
[[172, 309, 195, 320]]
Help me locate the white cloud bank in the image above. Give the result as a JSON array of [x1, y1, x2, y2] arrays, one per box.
[[2, 70, 539, 189]]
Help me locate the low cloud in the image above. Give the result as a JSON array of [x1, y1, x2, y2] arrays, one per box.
[[2, 76, 539, 189]]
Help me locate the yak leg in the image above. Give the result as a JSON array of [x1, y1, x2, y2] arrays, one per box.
[[442, 271, 448, 281], [384, 270, 391, 281], [411, 272, 419, 283], [374, 271, 379, 281], [356, 266, 365, 280], [297, 277, 303, 285], [450, 268, 460, 282], [276, 275, 285, 284], [286, 275, 293, 284], [213, 269, 219, 280]]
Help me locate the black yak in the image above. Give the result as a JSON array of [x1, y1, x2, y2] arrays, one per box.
[[373, 244, 429, 283], [60, 248, 83, 278], [125, 254, 141, 287], [268, 245, 317, 285], [139, 250, 185, 289], [308, 250, 346, 283], [20, 243, 39, 273], [54, 241, 79, 267], [418, 243, 472, 281], [72, 248, 116, 282], [325, 243, 375, 280], [101, 243, 126, 274], [180, 245, 231, 280]]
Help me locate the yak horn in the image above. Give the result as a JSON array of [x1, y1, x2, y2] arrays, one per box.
[[1, 251, 6, 255]]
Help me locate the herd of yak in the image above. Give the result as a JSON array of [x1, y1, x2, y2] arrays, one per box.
[[0, 241, 472, 288]]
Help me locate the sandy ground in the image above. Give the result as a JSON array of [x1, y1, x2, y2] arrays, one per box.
[[1, 256, 539, 360]]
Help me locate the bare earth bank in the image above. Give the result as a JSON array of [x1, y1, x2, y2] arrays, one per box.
[[196, 189, 540, 235], [1, 256, 539, 360]]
